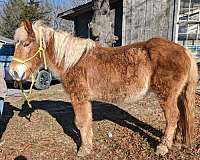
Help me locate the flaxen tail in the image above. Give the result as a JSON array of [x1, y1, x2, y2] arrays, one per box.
[[178, 51, 198, 145]]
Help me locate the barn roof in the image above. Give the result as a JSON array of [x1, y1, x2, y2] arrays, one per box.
[[58, 1, 93, 20], [58, 0, 119, 20]]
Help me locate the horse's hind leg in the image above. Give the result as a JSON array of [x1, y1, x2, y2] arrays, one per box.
[[156, 95, 180, 155], [71, 100, 93, 157]]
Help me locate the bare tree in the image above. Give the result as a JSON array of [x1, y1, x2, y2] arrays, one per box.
[[0, 0, 49, 38], [40, 0, 74, 33], [72, 0, 90, 7]]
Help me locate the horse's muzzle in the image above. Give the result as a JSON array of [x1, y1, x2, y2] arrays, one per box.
[[9, 65, 26, 81]]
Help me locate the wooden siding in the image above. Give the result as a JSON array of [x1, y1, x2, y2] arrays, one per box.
[[74, 12, 93, 38], [122, 0, 176, 44]]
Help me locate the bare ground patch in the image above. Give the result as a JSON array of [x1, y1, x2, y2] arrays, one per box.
[[0, 84, 199, 160]]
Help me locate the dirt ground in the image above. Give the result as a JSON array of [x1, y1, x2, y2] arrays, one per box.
[[0, 84, 199, 160]]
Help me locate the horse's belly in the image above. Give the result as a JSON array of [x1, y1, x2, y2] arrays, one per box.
[[92, 79, 149, 105], [122, 86, 148, 104]]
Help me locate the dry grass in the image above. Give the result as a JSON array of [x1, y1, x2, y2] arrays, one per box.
[[0, 84, 199, 160]]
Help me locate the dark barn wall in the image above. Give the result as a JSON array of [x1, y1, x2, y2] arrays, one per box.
[[74, 12, 93, 38], [74, 0, 123, 46], [122, 0, 176, 45], [112, 0, 123, 46]]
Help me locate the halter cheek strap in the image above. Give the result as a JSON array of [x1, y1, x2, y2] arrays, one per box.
[[12, 37, 48, 110], [12, 39, 48, 70]]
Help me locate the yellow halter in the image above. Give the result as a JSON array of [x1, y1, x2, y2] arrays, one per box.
[[12, 37, 48, 109]]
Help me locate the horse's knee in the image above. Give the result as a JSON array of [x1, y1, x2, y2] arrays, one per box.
[[168, 107, 180, 129], [75, 117, 84, 129], [165, 107, 179, 132], [75, 113, 92, 130], [72, 101, 92, 129], [161, 100, 179, 124]]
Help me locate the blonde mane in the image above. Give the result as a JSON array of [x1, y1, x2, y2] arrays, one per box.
[[14, 20, 96, 70]]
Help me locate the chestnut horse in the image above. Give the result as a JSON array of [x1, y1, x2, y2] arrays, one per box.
[[10, 20, 197, 156]]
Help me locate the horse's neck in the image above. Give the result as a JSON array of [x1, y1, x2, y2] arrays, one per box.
[[45, 51, 65, 80], [44, 37, 65, 76]]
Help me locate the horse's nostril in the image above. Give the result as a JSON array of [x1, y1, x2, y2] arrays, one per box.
[[13, 71, 25, 81], [9, 64, 26, 80], [22, 72, 25, 79], [13, 71, 20, 80], [9, 69, 16, 80]]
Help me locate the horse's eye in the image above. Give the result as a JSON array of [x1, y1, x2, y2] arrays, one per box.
[[23, 41, 31, 47]]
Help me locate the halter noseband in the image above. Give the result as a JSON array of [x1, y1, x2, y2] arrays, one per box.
[[12, 37, 48, 70]]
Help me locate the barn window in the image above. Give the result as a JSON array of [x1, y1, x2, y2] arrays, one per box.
[[176, 0, 200, 61]]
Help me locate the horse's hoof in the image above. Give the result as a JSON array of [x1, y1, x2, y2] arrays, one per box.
[[156, 144, 169, 156], [173, 142, 182, 150], [77, 145, 92, 157]]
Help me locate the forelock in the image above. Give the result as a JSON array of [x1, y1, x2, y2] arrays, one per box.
[[14, 26, 28, 42]]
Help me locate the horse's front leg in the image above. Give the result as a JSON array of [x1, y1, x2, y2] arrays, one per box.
[[71, 98, 93, 157]]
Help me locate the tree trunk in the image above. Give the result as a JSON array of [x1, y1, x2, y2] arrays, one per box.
[[90, 0, 118, 47]]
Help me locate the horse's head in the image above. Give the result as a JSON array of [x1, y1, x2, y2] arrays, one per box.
[[9, 20, 42, 81]]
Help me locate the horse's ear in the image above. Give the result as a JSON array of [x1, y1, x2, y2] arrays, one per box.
[[20, 19, 34, 36]]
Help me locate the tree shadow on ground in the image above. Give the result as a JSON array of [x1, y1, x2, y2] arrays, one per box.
[[0, 102, 20, 139], [18, 100, 163, 151]]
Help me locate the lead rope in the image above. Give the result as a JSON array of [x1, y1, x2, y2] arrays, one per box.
[[13, 37, 47, 109], [17, 73, 35, 109]]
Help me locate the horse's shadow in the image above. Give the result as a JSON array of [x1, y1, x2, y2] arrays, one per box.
[[0, 102, 20, 139], [19, 100, 163, 151]]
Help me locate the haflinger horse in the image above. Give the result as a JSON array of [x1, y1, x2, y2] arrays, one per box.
[[9, 20, 197, 157]]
